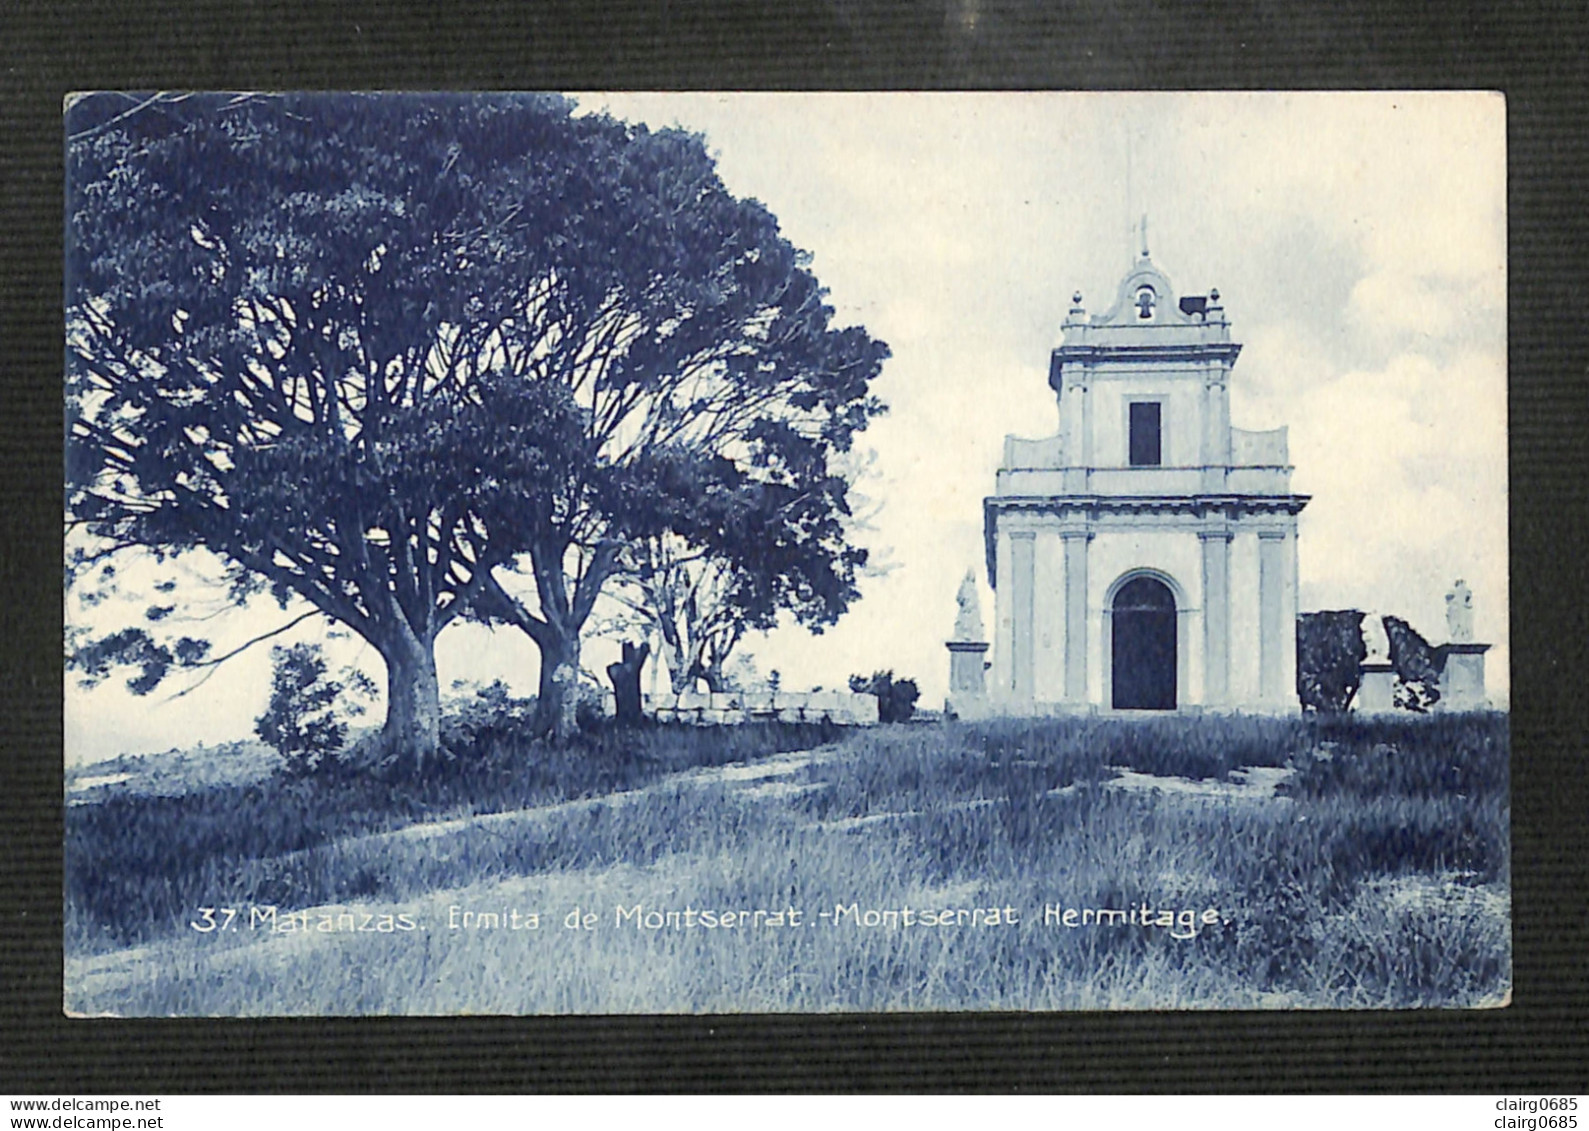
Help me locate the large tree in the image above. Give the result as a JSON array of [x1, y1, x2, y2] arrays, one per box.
[[455, 123, 889, 737], [66, 92, 887, 758], [67, 93, 596, 771]]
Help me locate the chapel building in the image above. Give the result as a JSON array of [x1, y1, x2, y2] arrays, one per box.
[[980, 242, 1308, 713]]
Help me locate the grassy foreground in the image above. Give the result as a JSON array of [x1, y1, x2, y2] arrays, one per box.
[[65, 713, 1510, 1014]]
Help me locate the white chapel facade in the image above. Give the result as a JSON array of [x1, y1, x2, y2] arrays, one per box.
[[973, 239, 1308, 714]]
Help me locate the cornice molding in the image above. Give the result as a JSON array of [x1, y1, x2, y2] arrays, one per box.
[[1051, 340, 1243, 365], [982, 495, 1308, 581], [985, 493, 1311, 517]]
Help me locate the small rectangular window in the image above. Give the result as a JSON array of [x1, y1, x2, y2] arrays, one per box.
[[1129, 402, 1162, 466]]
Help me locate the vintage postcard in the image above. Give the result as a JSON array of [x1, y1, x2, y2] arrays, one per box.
[[63, 91, 1508, 1014]]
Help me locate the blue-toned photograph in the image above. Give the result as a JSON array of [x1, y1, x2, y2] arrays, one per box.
[[64, 92, 1508, 1014]]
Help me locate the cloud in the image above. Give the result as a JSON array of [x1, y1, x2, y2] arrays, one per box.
[[1348, 270, 1462, 339], [1291, 347, 1508, 686]]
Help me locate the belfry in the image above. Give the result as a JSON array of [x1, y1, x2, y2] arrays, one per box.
[[961, 236, 1308, 715]]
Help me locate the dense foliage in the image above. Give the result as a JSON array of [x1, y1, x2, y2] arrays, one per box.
[[66, 93, 887, 767], [254, 643, 373, 774], [1383, 615, 1444, 712], [1295, 610, 1367, 713]]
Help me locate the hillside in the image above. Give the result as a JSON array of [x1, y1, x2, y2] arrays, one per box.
[[64, 713, 1510, 1014]]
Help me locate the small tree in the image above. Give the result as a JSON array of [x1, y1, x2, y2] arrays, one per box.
[[614, 462, 873, 697], [614, 541, 755, 695], [849, 670, 920, 723], [718, 651, 766, 693], [1296, 611, 1366, 714], [254, 643, 374, 775]]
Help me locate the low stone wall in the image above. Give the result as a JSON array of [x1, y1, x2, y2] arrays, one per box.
[[643, 690, 880, 726]]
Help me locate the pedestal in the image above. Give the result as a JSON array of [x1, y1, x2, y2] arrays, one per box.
[[946, 639, 990, 718], [1356, 661, 1396, 713], [1438, 642, 1491, 710]]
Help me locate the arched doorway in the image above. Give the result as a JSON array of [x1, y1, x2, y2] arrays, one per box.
[[1111, 576, 1177, 710]]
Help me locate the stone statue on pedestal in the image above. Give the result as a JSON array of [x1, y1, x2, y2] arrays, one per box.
[[953, 570, 985, 642], [946, 570, 990, 717], [1446, 580, 1474, 643], [1439, 580, 1489, 709]]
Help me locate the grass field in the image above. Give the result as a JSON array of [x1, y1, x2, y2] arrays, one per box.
[[64, 712, 1510, 1014]]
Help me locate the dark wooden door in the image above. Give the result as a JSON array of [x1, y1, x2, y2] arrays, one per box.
[[1111, 576, 1176, 710]]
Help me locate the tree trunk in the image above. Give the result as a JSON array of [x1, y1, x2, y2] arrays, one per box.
[[661, 633, 691, 695], [606, 641, 650, 726], [535, 628, 583, 741], [377, 621, 441, 776]]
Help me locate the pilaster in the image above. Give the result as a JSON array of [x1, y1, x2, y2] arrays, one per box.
[[992, 525, 1013, 696], [1062, 530, 1090, 701], [1010, 532, 1036, 700], [1258, 530, 1286, 704], [1200, 527, 1231, 706], [1201, 362, 1230, 493], [1062, 364, 1091, 492]]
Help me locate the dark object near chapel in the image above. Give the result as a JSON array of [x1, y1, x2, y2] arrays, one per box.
[[1111, 576, 1177, 710]]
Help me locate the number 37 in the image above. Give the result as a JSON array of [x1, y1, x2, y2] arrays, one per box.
[[190, 907, 237, 932]]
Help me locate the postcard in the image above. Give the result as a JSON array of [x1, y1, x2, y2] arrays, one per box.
[[63, 91, 1508, 1014]]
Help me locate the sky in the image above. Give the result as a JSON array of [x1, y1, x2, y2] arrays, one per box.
[[64, 92, 1508, 764]]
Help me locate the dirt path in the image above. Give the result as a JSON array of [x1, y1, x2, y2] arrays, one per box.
[[354, 742, 848, 848]]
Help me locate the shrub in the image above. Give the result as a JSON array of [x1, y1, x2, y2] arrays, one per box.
[[575, 677, 610, 733], [1296, 610, 1366, 713], [254, 644, 373, 775], [440, 679, 537, 752], [849, 670, 920, 723], [1383, 615, 1443, 712]]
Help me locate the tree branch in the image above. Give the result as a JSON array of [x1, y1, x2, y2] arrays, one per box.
[[189, 608, 322, 671], [159, 608, 323, 702], [67, 92, 186, 144]]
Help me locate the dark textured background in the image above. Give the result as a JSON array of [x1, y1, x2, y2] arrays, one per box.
[[4, 0, 1586, 1093]]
